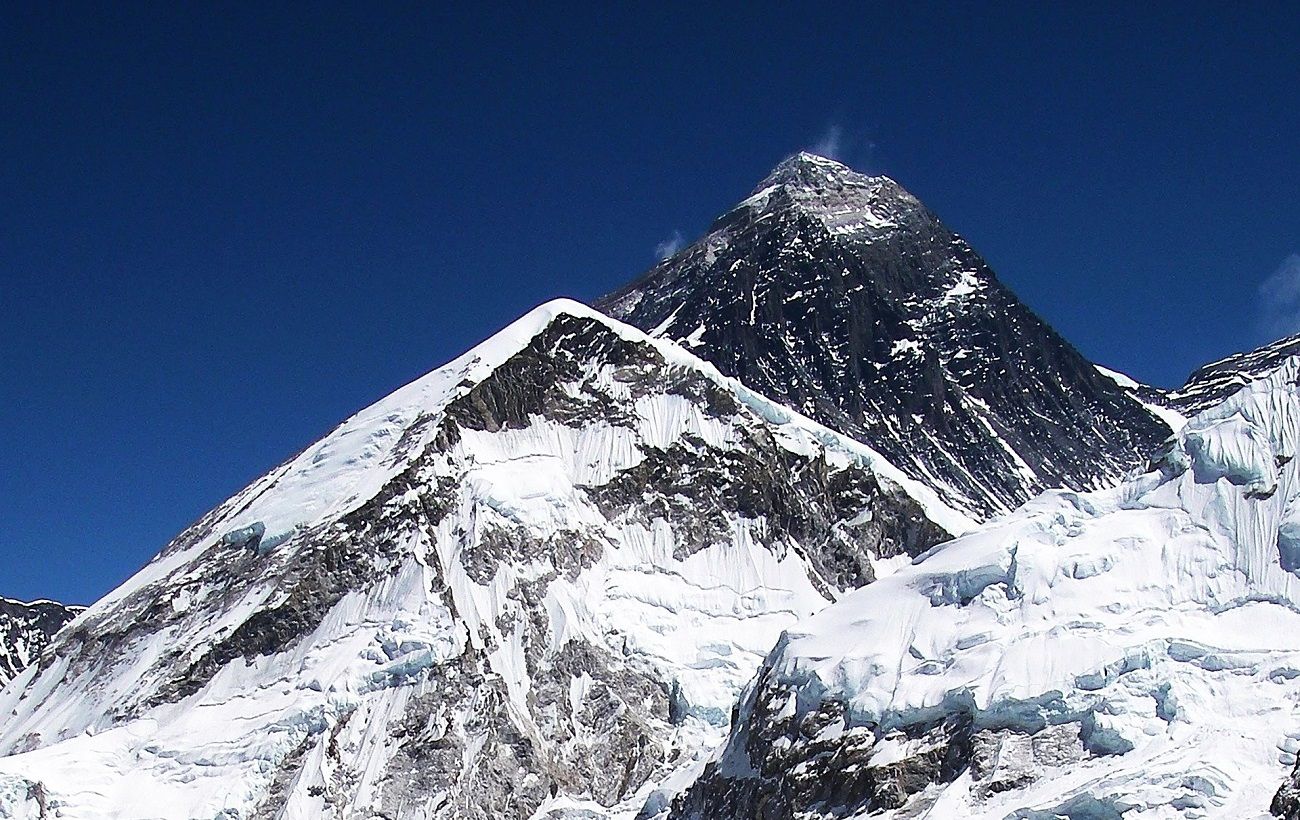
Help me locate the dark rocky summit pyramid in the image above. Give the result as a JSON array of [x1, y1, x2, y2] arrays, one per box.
[[4, 154, 1251, 820], [599, 152, 1172, 518]]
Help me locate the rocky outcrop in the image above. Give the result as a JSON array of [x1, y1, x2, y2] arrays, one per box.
[[0, 301, 962, 819], [1274, 760, 1300, 820], [0, 597, 81, 686], [600, 152, 1171, 518], [1170, 332, 1300, 415]]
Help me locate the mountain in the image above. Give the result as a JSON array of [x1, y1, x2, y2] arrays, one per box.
[[674, 355, 1300, 819], [1093, 364, 1187, 432], [1170, 332, 1300, 415], [0, 155, 1257, 820], [598, 152, 1172, 519], [0, 598, 81, 686], [0, 300, 970, 819]]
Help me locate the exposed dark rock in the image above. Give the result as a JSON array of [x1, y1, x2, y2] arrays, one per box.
[[1170, 332, 1300, 415], [0, 597, 82, 685], [969, 724, 1084, 800], [445, 313, 654, 433], [586, 434, 946, 591], [529, 640, 671, 805], [673, 664, 1130, 819], [671, 679, 975, 820], [1274, 760, 1300, 819], [599, 152, 1171, 518]]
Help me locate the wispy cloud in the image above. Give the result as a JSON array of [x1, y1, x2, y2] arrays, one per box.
[[654, 230, 685, 261], [1258, 253, 1300, 337], [808, 124, 876, 169], [812, 125, 844, 160]]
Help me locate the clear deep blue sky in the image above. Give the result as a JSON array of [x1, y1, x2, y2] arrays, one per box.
[[4, 4, 1298, 604]]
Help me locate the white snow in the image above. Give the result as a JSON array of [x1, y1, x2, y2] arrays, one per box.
[[942, 270, 982, 301], [682, 323, 707, 347], [0, 298, 970, 819], [890, 338, 922, 357], [1093, 364, 1142, 391], [1095, 364, 1189, 432], [734, 357, 1300, 817]]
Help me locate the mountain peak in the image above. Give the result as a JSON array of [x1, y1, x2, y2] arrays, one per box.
[[0, 291, 965, 816], [764, 150, 852, 178], [751, 151, 868, 195], [734, 153, 920, 240], [598, 155, 1171, 519]]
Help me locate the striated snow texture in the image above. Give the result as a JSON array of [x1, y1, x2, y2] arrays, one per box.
[[675, 357, 1300, 819], [1171, 333, 1300, 416], [599, 152, 1171, 519], [0, 300, 967, 820]]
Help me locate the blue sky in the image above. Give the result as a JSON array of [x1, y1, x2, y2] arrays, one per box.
[[3, 4, 1298, 604]]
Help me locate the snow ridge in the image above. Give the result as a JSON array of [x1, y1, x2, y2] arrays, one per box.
[[0, 299, 967, 819], [677, 357, 1300, 819], [1171, 332, 1300, 415], [599, 154, 1171, 520]]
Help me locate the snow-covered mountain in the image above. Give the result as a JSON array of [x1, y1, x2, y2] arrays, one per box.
[[0, 300, 970, 819], [599, 153, 1172, 518], [674, 355, 1300, 818], [0, 598, 81, 686], [1171, 333, 1300, 415], [4, 153, 1288, 820]]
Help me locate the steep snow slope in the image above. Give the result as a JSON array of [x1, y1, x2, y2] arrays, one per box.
[[0, 598, 82, 686], [675, 356, 1300, 819], [1171, 333, 1300, 415], [1094, 364, 1186, 432], [0, 300, 968, 820], [600, 152, 1171, 519]]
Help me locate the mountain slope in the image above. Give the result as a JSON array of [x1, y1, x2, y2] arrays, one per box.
[[0, 598, 81, 686], [599, 152, 1172, 519], [1093, 364, 1187, 432], [1170, 332, 1300, 415], [0, 300, 968, 819], [675, 355, 1300, 819]]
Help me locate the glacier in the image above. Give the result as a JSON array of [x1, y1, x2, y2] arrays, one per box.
[[0, 299, 969, 819], [1, 152, 1286, 820], [675, 357, 1300, 818]]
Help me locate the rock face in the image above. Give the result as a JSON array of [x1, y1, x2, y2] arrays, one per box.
[[1277, 762, 1300, 820], [673, 357, 1300, 819], [1170, 332, 1300, 415], [0, 300, 967, 819], [1092, 364, 1187, 435], [0, 598, 81, 686], [8, 156, 1285, 820], [599, 152, 1171, 518]]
